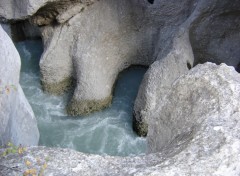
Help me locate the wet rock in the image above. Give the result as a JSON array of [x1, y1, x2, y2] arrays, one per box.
[[1, 63, 240, 176], [133, 0, 240, 136], [0, 25, 39, 146]]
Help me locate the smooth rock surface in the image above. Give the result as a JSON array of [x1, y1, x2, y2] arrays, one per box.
[[39, 0, 196, 115], [133, 30, 194, 136], [1, 63, 240, 176], [0, 25, 39, 146], [190, 0, 240, 67], [133, 0, 240, 135]]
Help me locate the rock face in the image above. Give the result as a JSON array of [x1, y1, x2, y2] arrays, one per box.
[[133, 30, 194, 136], [39, 0, 152, 115], [38, 0, 197, 115], [148, 62, 240, 153], [0, 0, 49, 20], [133, 0, 240, 136], [190, 1, 240, 67], [0, 0, 239, 131], [1, 63, 240, 175], [0, 0, 240, 174], [0, 0, 91, 21], [0, 25, 39, 146]]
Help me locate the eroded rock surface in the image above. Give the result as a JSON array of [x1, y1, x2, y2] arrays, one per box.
[[1, 63, 240, 175], [0, 25, 39, 146], [38, 0, 197, 115], [0, 0, 96, 21], [133, 0, 240, 135], [39, 0, 154, 115]]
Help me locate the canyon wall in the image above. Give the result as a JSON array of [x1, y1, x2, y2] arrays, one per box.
[[0, 0, 240, 175], [1, 63, 240, 175], [0, 26, 39, 146]]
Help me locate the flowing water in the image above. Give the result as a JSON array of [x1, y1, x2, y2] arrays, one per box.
[[16, 40, 147, 156]]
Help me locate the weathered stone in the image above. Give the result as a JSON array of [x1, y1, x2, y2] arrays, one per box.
[[67, 96, 112, 116], [0, 0, 240, 174], [41, 76, 73, 95], [39, 0, 147, 115], [0, 0, 53, 20], [40, 0, 196, 115], [148, 62, 240, 153], [1, 63, 240, 175], [133, 30, 194, 136], [190, 0, 240, 67], [31, 0, 97, 26], [133, 0, 240, 136], [0, 25, 39, 146]]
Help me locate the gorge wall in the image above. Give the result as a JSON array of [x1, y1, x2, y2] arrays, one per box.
[[0, 26, 39, 146], [0, 0, 240, 175]]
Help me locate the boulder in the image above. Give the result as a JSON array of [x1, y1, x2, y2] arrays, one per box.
[[133, 0, 240, 136], [133, 30, 194, 136], [190, 0, 240, 67], [1, 62, 240, 175], [39, 0, 196, 115], [39, 0, 152, 115], [0, 25, 39, 146], [148, 62, 240, 153]]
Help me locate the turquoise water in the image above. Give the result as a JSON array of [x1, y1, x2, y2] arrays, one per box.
[[16, 40, 147, 156]]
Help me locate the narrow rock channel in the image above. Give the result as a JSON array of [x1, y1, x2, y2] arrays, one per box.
[[16, 40, 147, 156]]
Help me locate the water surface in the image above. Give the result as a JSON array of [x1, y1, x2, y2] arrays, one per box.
[[16, 40, 147, 156]]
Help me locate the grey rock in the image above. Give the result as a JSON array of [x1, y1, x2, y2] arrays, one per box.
[[0, 0, 96, 23], [133, 0, 240, 135], [0, 0, 52, 20], [39, 0, 146, 113], [148, 62, 240, 153], [39, 0, 196, 115], [133, 30, 194, 136], [0, 23, 11, 36], [1, 63, 240, 176], [0, 25, 39, 146], [190, 0, 240, 67]]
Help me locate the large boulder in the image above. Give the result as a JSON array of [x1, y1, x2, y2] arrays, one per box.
[[148, 62, 240, 153], [1, 63, 240, 175], [0, 25, 39, 146], [133, 30, 194, 136], [133, 0, 240, 136], [39, 0, 196, 115], [190, 0, 240, 67]]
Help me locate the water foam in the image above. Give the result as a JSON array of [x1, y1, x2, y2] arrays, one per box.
[[17, 40, 147, 156]]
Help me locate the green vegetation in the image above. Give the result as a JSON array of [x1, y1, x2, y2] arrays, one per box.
[[1, 142, 26, 157], [0, 142, 49, 176]]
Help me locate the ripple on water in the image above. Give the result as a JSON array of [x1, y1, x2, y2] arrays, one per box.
[[16, 40, 147, 156]]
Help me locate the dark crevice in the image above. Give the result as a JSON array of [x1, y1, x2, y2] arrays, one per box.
[[10, 20, 41, 42], [236, 63, 240, 73], [147, 0, 154, 4], [187, 62, 192, 70]]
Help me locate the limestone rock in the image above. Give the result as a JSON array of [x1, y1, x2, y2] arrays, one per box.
[[39, 0, 196, 115], [133, 30, 194, 136], [148, 62, 240, 153], [39, 0, 152, 114], [190, 0, 240, 67], [133, 0, 240, 136], [1, 63, 240, 175], [0, 25, 39, 146], [0, 0, 52, 20], [0, 0, 97, 24]]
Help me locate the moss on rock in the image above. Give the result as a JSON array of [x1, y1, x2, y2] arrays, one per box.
[[132, 112, 148, 137], [41, 77, 73, 95], [67, 96, 113, 116]]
